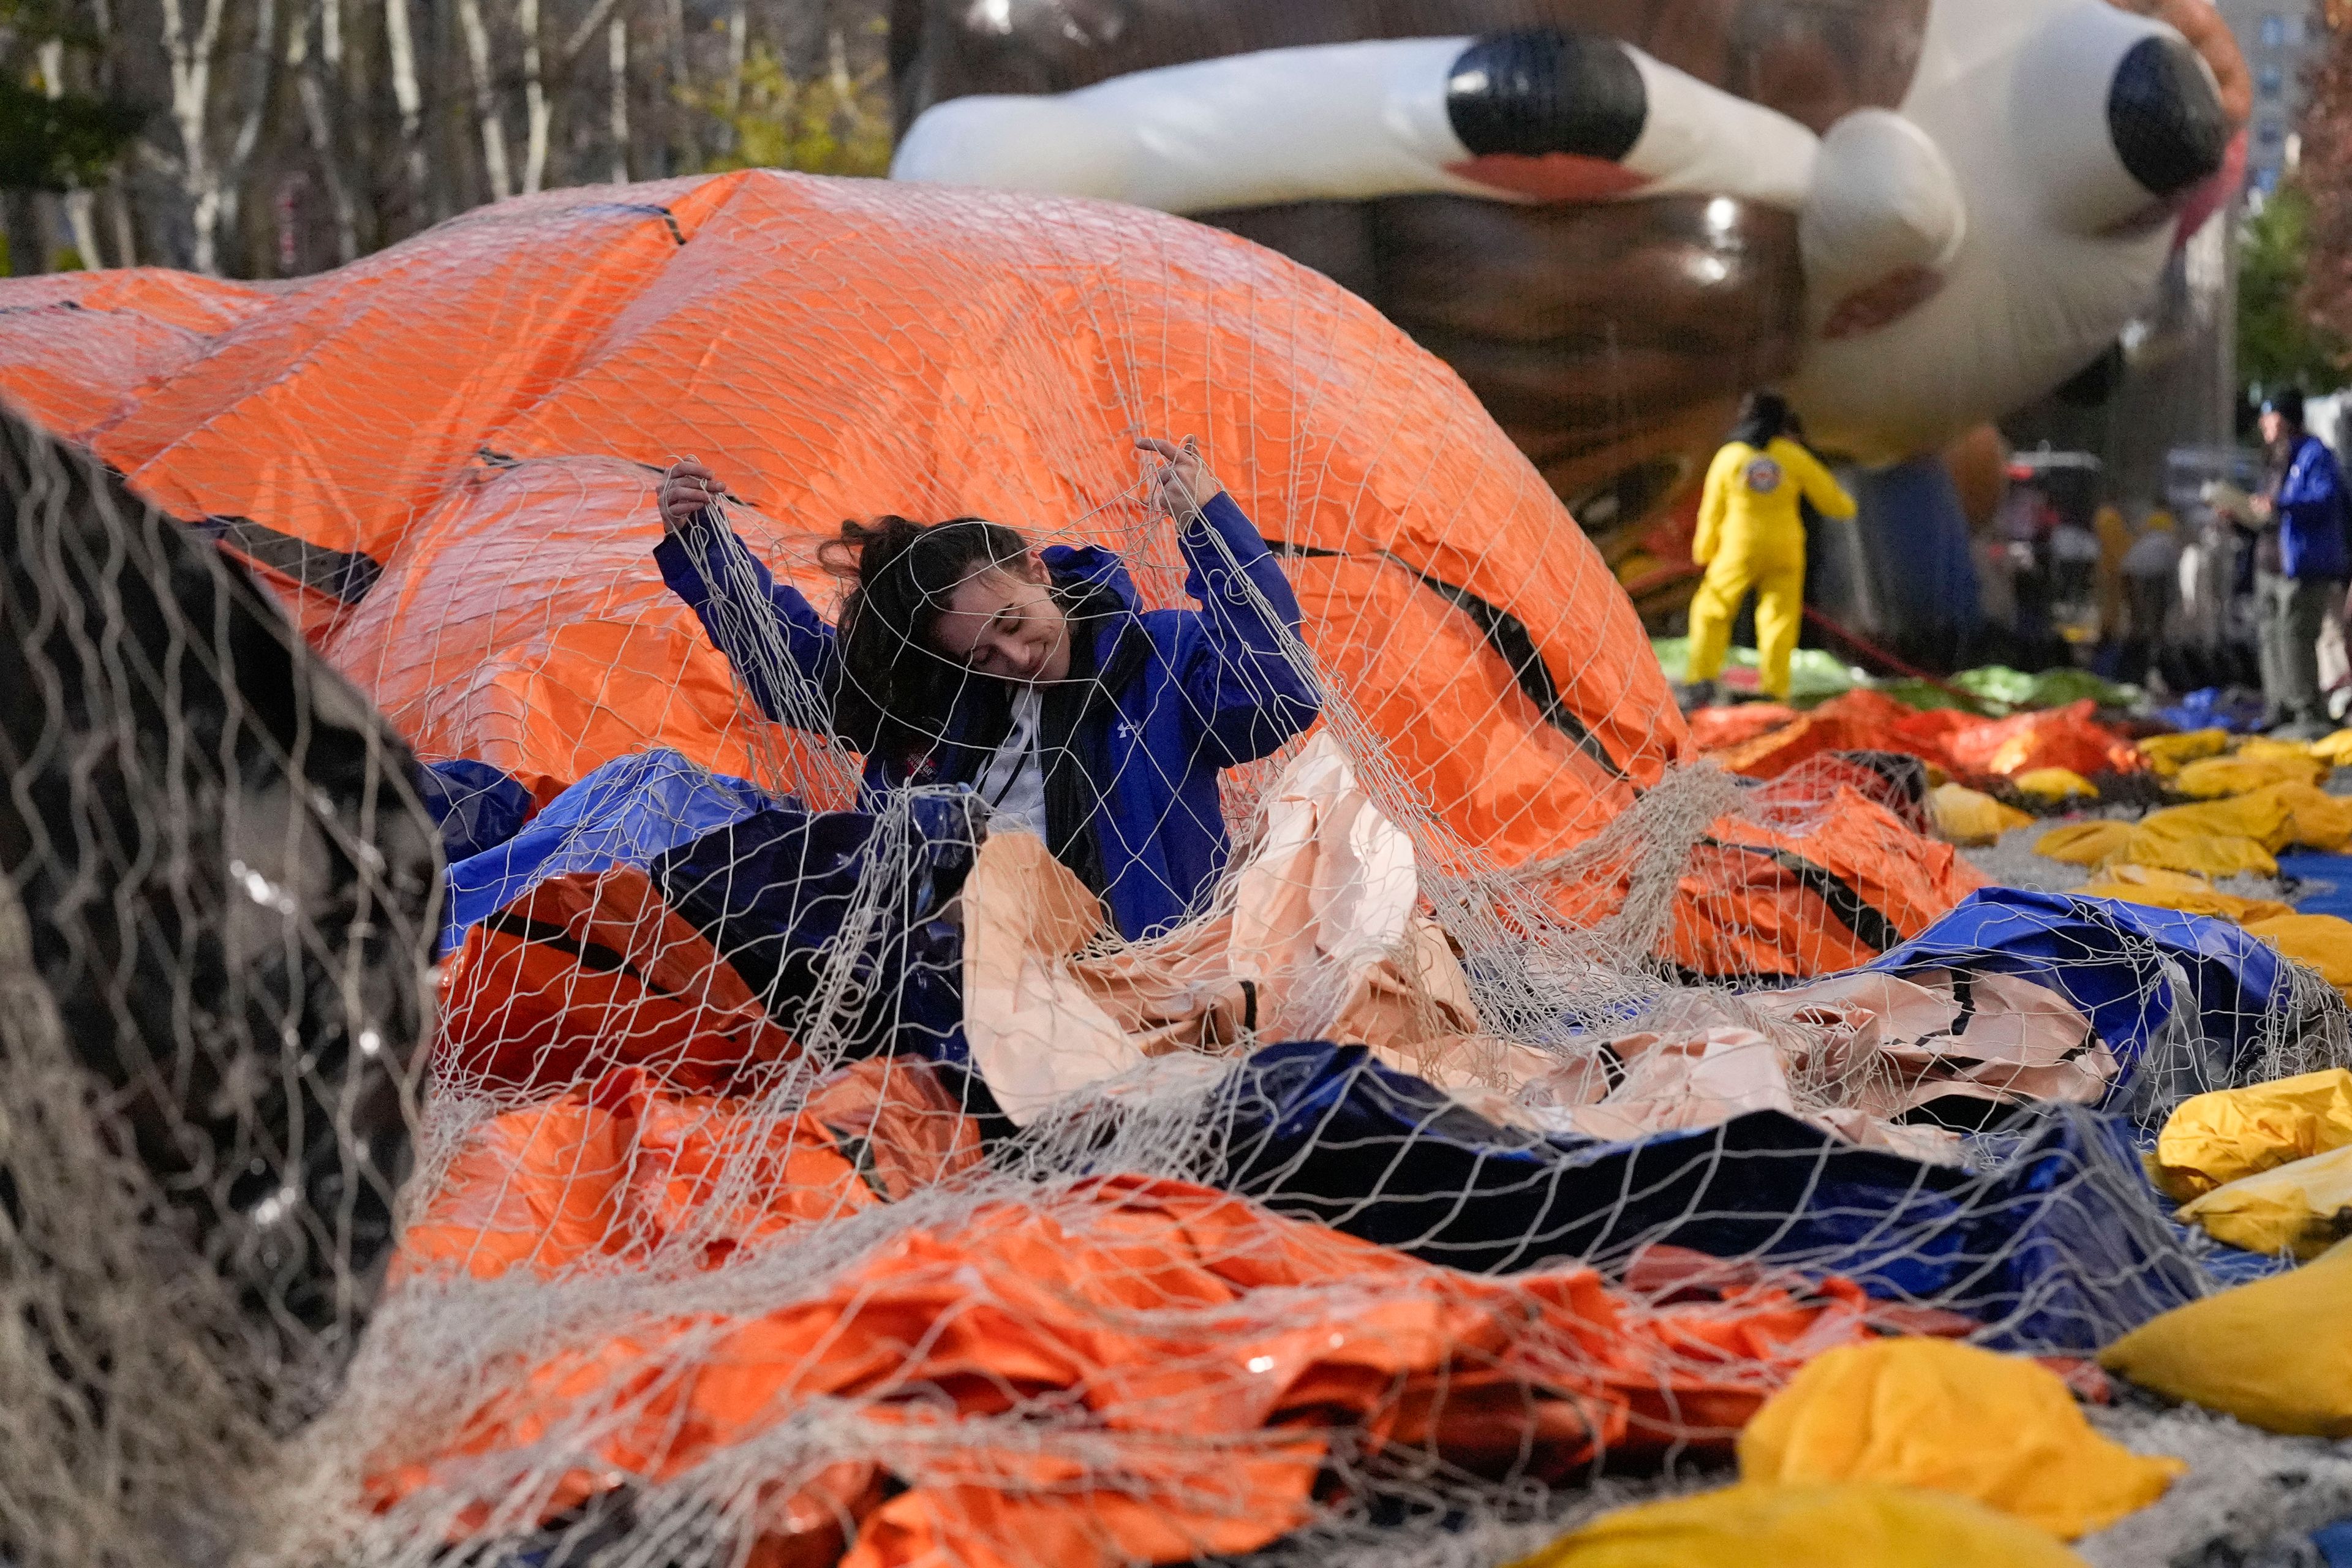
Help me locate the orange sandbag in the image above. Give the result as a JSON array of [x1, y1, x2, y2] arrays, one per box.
[[1713, 691, 1970, 782], [380, 1106, 1926, 1568], [1691, 704, 1798, 752], [1943, 701, 2139, 780]]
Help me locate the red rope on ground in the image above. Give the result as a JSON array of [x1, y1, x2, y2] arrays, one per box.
[[1800, 605, 1985, 710]]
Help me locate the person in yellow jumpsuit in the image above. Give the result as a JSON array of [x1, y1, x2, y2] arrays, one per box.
[[1686, 391, 1857, 701]]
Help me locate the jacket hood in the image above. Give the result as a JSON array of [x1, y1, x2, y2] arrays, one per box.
[[1042, 541, 1143, 612]]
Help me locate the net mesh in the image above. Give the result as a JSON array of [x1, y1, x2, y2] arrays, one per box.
[[0, 171, 2345, 1567]]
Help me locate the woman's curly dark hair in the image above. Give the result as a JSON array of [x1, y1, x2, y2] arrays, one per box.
[[820, 513, 1033, 767]]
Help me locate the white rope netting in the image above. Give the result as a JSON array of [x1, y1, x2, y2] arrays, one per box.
[[0, 174, 2342, 1568]]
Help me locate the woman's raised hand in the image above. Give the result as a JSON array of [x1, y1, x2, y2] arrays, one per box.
[[658, 456, 724, 534], [1136, 435, 1224, 518]]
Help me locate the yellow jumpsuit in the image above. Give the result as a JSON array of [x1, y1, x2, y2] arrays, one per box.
[[1686, 435, 1857, 701], [2093, 504, 2130, 643]]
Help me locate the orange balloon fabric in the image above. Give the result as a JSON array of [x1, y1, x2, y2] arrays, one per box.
[[1712, 692, 2140, 788], [0, 172, 1681, 873], [434, 864, 801, 1093], [1942, 701, 2141, 781], [382, 1068, 1921, 1568], [0, 268, 272, 442]]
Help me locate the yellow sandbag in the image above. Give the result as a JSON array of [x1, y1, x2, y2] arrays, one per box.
[[2138, 728, 2232, 777], [2152, 1068, 2352, 1200], [2100, 1236, 2352, 1437], [2116, 810, 2280, 879], [1736, 1339, 2182, 1539], [1929, 783, 2032, 847], [2143, 781, 2352, 853], [2264, 782, 2352, 853], [2313, 728, 2352, 767], [2075, 864, 2293, 925], [2014, 767, 2098, 804], [2239, 736, 2321, 763], [2177, 1142, 2352, 1257], [1507, 1482, 2088, 1568], [2036, 820, 2133, 868], [2111, 783, 2352, 873], [2244, 913, 2352, 1002], [2172, 751, 2328, 799], [2143, 789, 2294, 849]]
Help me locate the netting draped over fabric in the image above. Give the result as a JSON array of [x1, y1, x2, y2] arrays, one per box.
[[0, 171, 2339, 1568]]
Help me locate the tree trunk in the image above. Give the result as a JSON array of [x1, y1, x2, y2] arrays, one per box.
[[661, 0, 691, 174], [4, 190, 45, 277], [722, 0, 747, 151], [159, 0, 230, 271], [608, 15, 630, 184], [382, 0, 429, 219], [519, 0, 549, 194], [36, 43, 103, 268], [457, 0, 513, 200], [217, 0, 280, 271], [104, 184, 136, 268], [291, 0, 360, 264]]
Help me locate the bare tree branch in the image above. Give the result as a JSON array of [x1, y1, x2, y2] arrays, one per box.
[[560, 0, 625, 69]]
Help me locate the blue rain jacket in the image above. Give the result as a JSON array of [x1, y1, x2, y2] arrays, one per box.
[[654, 491, 1320, 939], [2275, 432, 2351, 580]]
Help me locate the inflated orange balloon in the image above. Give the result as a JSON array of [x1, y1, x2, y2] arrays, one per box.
[[0, 172, 1679, 864]]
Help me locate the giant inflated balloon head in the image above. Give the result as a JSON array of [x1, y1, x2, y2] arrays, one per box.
[[889, 0, 2247, 582]]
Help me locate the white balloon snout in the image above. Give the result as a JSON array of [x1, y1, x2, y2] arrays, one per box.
[[2010, 3, 2229, 235], [1799, 110, 1968, 339]]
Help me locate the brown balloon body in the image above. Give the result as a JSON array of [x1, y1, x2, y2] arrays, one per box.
[[889, 0, 2247, 609], [889, 0, 1930, 594]]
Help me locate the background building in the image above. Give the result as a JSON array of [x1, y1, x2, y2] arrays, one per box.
[[2221, 0, 2328, 195]]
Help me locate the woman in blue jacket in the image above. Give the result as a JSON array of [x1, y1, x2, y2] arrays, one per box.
[[653, 437, 1321, 940]]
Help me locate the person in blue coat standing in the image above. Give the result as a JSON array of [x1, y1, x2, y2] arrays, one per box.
[[2250, 388, 2351, 736], [652, 436, 1322, 941]]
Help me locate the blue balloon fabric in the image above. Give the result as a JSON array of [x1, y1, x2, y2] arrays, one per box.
[[439, 748, 777, 954], [2152, 685, 2270, 734], [437, 747, 980, 1061], [1852, 454, 1982, 643], [1872, 887, 2304, 1109], [1207, 1041, 2205, 1352], [650, 793, 978, 1062], [2313, 1519, 2352, 1568], [2278, 851, 2352, 921], [415, 758, 538, 866], [425, 757, 2321, 1352]]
